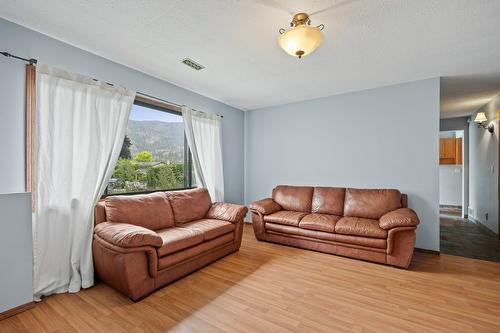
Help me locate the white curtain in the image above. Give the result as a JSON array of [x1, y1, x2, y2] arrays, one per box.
[[33, 64, 135, 298], [182, 106, 224, 202]]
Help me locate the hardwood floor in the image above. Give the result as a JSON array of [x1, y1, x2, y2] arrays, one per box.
[[2, 224, 500, 332]]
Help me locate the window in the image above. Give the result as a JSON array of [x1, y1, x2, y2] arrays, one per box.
[[106, 97, 194, 195]]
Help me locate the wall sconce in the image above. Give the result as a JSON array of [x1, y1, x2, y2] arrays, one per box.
[[474, 112, 494, 133]]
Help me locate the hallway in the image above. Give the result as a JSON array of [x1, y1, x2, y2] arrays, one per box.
[[440, 208, 500, 262]]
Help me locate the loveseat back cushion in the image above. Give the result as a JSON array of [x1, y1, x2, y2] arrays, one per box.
[[166, 188, 212, 224], [272, 185, 314, 212], [311, 187, 346, 215], [105, 192, 174, 230], [343, 188, 402, 220]]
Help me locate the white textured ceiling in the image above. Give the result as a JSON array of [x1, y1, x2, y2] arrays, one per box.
[[1, 0, 500, 115]]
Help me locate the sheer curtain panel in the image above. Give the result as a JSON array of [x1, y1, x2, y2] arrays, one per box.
[[33, 65, 135, 298], [182, 106, 224, 202]]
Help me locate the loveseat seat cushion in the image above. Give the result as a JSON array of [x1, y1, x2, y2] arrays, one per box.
[[272, 185, 314, 212], [158, 232, 234, 270], [343, 188, 401, 220], [335, 217, 388, 238], [104, 192, 174, 230], [264, 211, 307, 227], [181, 219, 235, 241], [166, 188, 212, 224], [156, 227, 204, 257], [299, 213, 341, 233], [311, 187, 345, 216]]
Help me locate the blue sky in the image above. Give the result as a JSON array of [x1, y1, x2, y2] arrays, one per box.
[[129, 104, 183, 123]]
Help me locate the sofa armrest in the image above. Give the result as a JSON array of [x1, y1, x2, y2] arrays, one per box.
[[379, 208, 419, 230], [206, 203, 248, 223], [249, 198, 281, 215], [94, 222, 163, 248]]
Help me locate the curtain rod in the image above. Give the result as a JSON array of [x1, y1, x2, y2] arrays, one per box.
[[136, 91, 223, 118], [0, 51, 37, 64], [1, 51, 223, 119]]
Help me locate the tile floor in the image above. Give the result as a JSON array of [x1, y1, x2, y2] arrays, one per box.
[[440, 207, 500, 262]]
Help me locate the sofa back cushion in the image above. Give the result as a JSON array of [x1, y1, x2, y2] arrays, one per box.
[[272, 185, 314, 212], [343, 188, 402, 220], [311, 187, 345, 215], [105, 192, 174, 230], [166, 188, 212, 224]]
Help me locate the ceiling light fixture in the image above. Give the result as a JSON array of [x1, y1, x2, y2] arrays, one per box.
[[278, 13, 324, 59]]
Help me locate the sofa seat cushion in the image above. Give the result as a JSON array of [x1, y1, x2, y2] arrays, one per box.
[[182, 219, 235, 241], [156, 227, 204, 257], [265, 223, 387, 249], [299, 214, 341, 233], [335, 217, 387, 238], [264, 211, 307, 227]]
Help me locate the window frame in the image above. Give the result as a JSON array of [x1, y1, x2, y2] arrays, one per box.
[[103, 95, 195, 197]]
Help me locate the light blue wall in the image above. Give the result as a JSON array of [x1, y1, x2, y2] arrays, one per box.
[[469, 95, 499, 234], [245, 78, 441, 251], [0, 51, 26, 193], [0, 17, 245, 203], [0, 193, 33, 313]]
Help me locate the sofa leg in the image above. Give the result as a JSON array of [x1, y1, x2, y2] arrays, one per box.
[[386, 230, 416, 269]]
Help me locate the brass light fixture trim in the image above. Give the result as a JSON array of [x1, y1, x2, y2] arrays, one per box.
[[291, 12, 311, 27]]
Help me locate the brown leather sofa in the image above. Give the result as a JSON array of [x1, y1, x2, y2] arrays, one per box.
[[93, 188, 247, 301], [249, 185, 419, 268]]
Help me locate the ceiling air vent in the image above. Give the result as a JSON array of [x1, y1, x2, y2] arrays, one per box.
[[181, 58, 205, 71]]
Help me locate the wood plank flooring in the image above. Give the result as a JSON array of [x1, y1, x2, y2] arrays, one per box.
[[2, 224, 500, 332]]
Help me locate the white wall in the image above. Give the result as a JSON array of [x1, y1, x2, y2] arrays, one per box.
[[439, 165, 463, 206], [469, 95, 499, 234], [245, 78, 441, 251], [0, 17, 245, 203]]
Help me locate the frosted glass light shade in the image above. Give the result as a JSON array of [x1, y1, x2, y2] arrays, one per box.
[[279, 25, 323, 58], [474, 112, 487, 123]]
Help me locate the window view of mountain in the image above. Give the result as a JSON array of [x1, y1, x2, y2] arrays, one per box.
[[108, 104, 191, 195], [127, 120, 184, 163]]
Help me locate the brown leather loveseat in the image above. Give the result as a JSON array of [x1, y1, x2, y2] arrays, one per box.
[[249, 185, 419, 268], [93, 188, 248, 300]]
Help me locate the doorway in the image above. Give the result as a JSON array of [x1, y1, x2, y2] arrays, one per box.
[[439, 130, 464, 216], [439, 117, 500, 262]]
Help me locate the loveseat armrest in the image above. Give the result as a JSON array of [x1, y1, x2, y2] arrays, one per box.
[[94, 222, 163, 248], [249, 198, 281, 215], [206, 203, 248, 223], [379, 208, 420, 230]]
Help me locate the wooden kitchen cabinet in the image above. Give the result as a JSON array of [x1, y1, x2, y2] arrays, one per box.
[[440, 137, 462, 165]]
